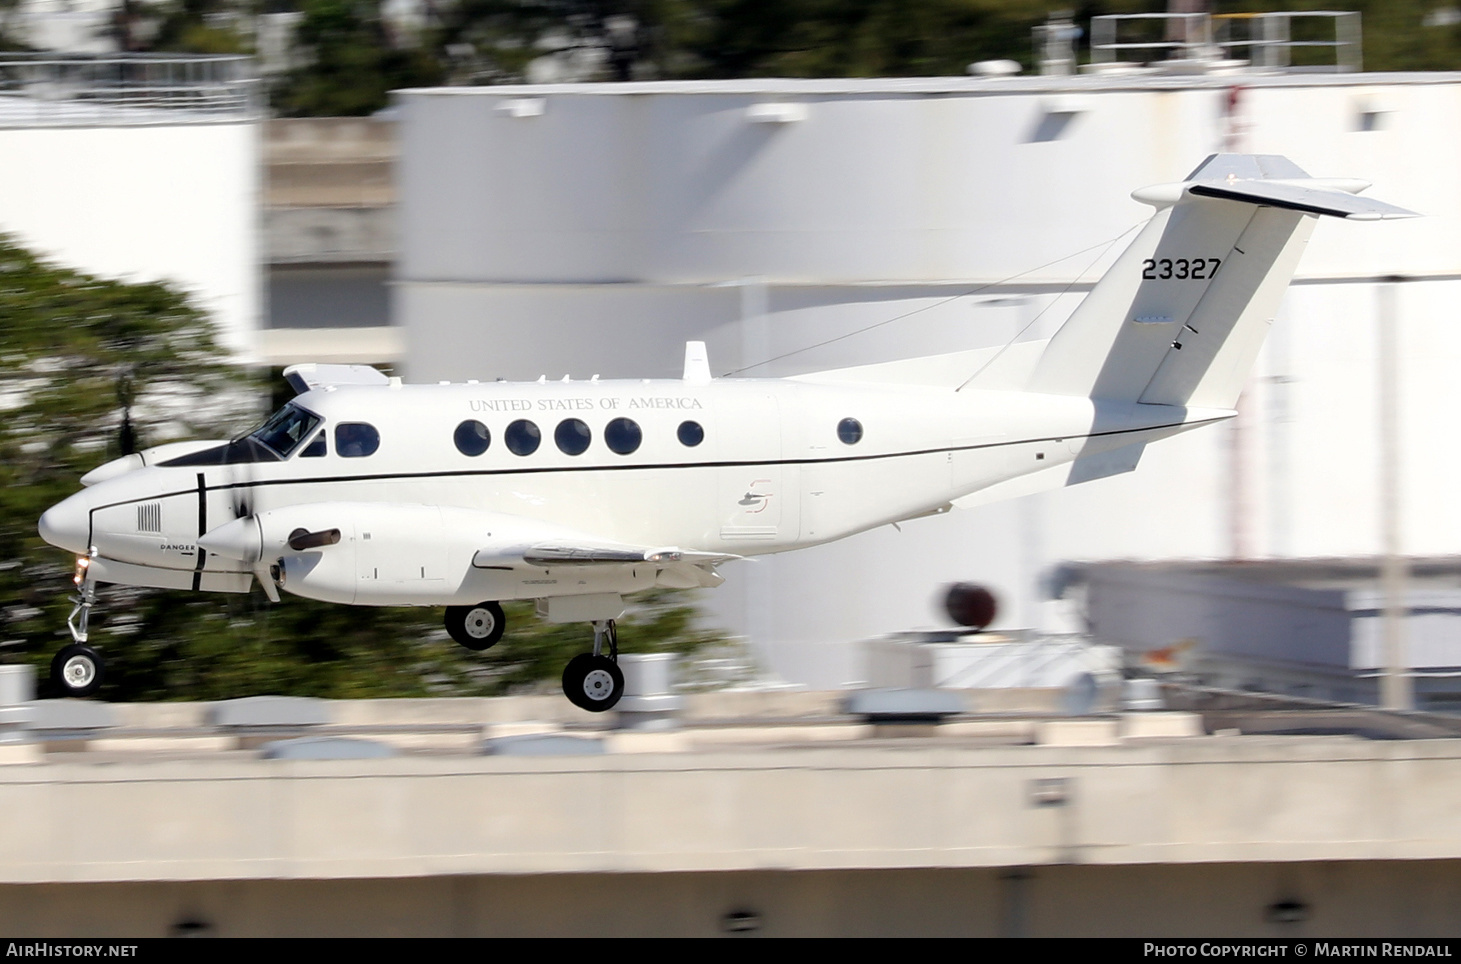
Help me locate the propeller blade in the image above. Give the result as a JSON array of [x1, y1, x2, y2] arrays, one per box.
[[119, 409, 136, 456], [254, 562, 281, 603], [116, 373, 136, 456]]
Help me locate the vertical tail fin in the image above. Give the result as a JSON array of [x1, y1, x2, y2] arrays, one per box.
[[979, 154, 1416, 408]]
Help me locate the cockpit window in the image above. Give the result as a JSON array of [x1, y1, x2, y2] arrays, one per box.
[[250, 403, 323, 459], [158, 403, 323, 467], [300, 431, 327, 458]]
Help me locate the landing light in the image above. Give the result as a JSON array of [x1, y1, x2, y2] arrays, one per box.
[[72, 554, 91, 587]]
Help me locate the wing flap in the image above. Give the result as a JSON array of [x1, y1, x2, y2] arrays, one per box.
[[475, 544, 740, 569]]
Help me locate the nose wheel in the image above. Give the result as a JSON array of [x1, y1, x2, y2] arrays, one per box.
[[561, 619, 624, 712], [51, 643, 104, 698], [52, 573, 105, 697]]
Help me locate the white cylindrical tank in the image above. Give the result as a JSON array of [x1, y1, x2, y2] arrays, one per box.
[[396, 76, 1461, 686]]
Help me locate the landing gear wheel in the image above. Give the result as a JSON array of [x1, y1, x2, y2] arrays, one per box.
[[561, 653, 624, 712], [51, 644, 104, 698], [445, 601, 505, 651]]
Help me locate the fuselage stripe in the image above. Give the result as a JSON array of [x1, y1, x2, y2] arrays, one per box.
[[196, 473, 207, 538], [85, 418, 1218, 514], [193, 473, 208, 587]]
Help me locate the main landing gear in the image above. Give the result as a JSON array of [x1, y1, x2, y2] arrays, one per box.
[[52, 568, 105, 698], [447, 601, 625, 706], [444, 601, 506, 651], [445, 601, 627, 712], [561, 619, 624, 713]]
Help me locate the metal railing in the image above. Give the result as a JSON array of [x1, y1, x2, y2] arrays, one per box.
[[0, 53, 260, 126], [1214, 11, 1362, 72], [1090, 12, 1214, 66], [1088, 10, 1361, 72]]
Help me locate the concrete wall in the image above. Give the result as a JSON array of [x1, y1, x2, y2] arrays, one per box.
[[5, 732, 1461, 936], [7, 737, 1461, 881], [4, 861, 1460, 937], [260, 118, 398, 364]]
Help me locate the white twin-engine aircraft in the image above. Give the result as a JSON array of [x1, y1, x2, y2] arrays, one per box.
[[38, 154, 1415, 708]]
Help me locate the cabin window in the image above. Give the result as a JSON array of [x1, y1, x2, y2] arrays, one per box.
[[335, 422, 380, 458], [837, 417, 863, 445], [555, 418, 591, 456], [505, 419, 541, 456], [677, 420, 704, 447], [300, 432, 327, 458], [454, 420, 491, 457], [604, 417, 642, 455]]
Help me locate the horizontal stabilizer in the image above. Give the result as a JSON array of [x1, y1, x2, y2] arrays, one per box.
[[1132, 154, 1419, 221], [1187, 180, 1418, 221]]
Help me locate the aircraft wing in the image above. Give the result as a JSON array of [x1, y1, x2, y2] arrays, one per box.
[[475, 539, 740, 589], [519, 545, 739, 566]]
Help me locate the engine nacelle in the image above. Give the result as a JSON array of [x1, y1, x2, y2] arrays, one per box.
[[264, 503, 463, 606], [202, 501, 665, 607]]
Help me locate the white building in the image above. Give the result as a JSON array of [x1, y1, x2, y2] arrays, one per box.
[[392, 71, 1461, 686], [0, 54, 262, 358]]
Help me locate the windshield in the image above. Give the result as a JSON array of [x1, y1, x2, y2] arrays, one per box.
[[248, 403, 323, 459]]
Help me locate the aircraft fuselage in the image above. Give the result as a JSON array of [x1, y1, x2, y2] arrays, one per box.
[[40, 376, 1218, 607]]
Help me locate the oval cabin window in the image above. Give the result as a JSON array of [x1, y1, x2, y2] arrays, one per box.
[[555, 418, 591, 456], [505, 420, 541, 456], [454, 420, 491, 456], [677, 420, 705, 448], [604, 417, 642, 455]]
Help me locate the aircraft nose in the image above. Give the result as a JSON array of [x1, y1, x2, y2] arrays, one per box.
[[38, 495, 90, 555]]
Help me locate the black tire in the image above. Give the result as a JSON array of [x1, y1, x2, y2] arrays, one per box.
[[562, 653, 624, 713], [51, 643, 104, 698], [561, 653, 595, 710], [444, 601, 505, 651]]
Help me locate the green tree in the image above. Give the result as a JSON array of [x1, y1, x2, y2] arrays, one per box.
[[273, 0, 445, 116], [0, 234, 244, 697], [659, 0, 1051, 79], [1, 236, 728, 700]]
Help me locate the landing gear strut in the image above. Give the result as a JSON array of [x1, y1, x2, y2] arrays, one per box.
[[53, 564, 104, 698], [561, 619, 624, 712]]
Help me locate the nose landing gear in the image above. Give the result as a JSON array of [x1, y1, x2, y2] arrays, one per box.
[[53, 564, 105, 698], [561, 619, 624, 712]]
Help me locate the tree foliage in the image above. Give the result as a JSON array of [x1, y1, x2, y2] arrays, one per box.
[[272, 0, 445, 116], [76, 1, 1461, 114], [0, 237, 728, 701]]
